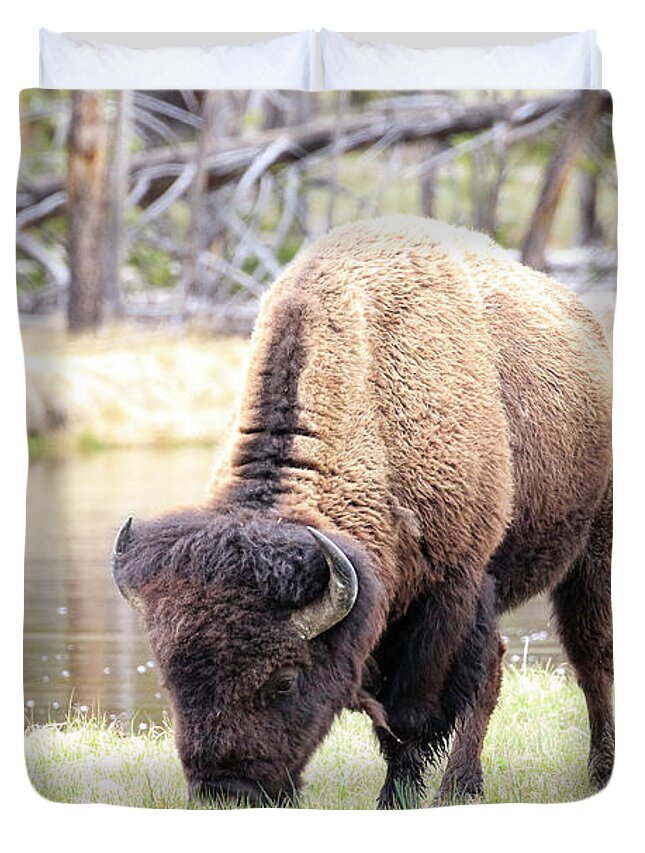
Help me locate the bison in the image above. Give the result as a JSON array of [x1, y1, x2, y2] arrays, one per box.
[[112, 216, 613, 808]]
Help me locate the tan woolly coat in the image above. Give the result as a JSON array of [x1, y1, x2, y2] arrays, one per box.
[[210, 216, 612, 621]]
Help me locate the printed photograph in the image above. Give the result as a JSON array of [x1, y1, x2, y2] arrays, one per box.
[[18, 88, 615, 809]]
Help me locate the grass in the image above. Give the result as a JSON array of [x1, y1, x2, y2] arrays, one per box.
[[25, 666, 596, 809]]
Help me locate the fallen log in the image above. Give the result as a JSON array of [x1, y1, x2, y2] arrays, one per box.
[[18, 92, 606, 228]]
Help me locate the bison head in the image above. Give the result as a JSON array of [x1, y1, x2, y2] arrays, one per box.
[[111, 510, 385, 806]]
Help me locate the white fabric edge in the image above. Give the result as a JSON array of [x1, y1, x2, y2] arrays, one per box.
[[39, 28, 316, 90], [319, 28, 601, 90]]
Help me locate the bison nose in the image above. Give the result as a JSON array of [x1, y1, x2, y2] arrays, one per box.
[[188, 778, 267, 808]]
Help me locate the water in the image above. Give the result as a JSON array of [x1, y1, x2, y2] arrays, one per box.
[[24, 448, 565, 725]]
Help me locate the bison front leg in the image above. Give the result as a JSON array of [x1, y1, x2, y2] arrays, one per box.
[[376, 735, 427, 809], [435, 634, 505, 804], [373, 573, 498, 808]]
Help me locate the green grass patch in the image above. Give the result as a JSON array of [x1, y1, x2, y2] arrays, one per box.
[[76, 429, 107, 454], [27, 433, 57, 460], [25, 666, 596, 809]]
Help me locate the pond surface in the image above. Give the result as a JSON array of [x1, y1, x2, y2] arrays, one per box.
[[24, 448, 566, 726]]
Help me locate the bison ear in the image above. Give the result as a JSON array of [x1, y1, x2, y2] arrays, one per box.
[[111, 517, 144, 612]]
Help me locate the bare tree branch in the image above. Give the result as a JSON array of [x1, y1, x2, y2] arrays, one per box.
[[16, 230, 69, 288], [17, 191, 67, 230], [127, 164, 196, 240], [19, 93, 601, 227], [225, 211, 282, 279], [522, 92, 606, 270]]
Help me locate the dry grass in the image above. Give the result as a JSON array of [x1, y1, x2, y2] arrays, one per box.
[[22, 322, 250, 453], [21, 279, 613, 457]]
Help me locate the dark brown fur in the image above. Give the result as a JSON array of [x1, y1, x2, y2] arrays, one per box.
[[113, 217, 613, 807]]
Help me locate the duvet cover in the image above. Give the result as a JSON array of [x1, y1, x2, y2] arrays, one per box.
[[19, 88, 616, 809]]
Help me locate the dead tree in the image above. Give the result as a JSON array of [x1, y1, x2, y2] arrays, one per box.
[[469, 122, 508, 235], [578, 166, 603, 245], [66, 91, 110, 331], [326, 92, 350, 230], [419, 140, 444, 218], [176, 92, 220, 320], [22, 93, 594, 228], [104, 91, 133, 319], [522, 92, 606, 270]]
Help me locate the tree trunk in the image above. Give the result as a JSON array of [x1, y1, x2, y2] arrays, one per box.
[[66, 91, 110, 332], [326, 92, 349, 230], [176, 91, 220, 320], [104, 91, 132, 319], [420, 140, 446, 218], [522, 92, 604, 270], [578, 167, 603, 245]]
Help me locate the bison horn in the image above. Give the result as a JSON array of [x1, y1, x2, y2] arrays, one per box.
[[113, 516, 133, 557], [111, 516, 142, 611], [291, 527, 359, 640]]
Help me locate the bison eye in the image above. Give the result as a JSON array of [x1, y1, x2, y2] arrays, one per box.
[[275, 676, 295, 695], [261, 667, 299, 703]]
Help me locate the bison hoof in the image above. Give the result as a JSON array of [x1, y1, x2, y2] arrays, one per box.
[[589, 753, 614, 791], [377, 780, 422, 810], [589, 724, 615, 791], [434, 772, 483, 806]]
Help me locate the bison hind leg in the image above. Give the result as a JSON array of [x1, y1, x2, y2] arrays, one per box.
[[550, 481, 614, 790]]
